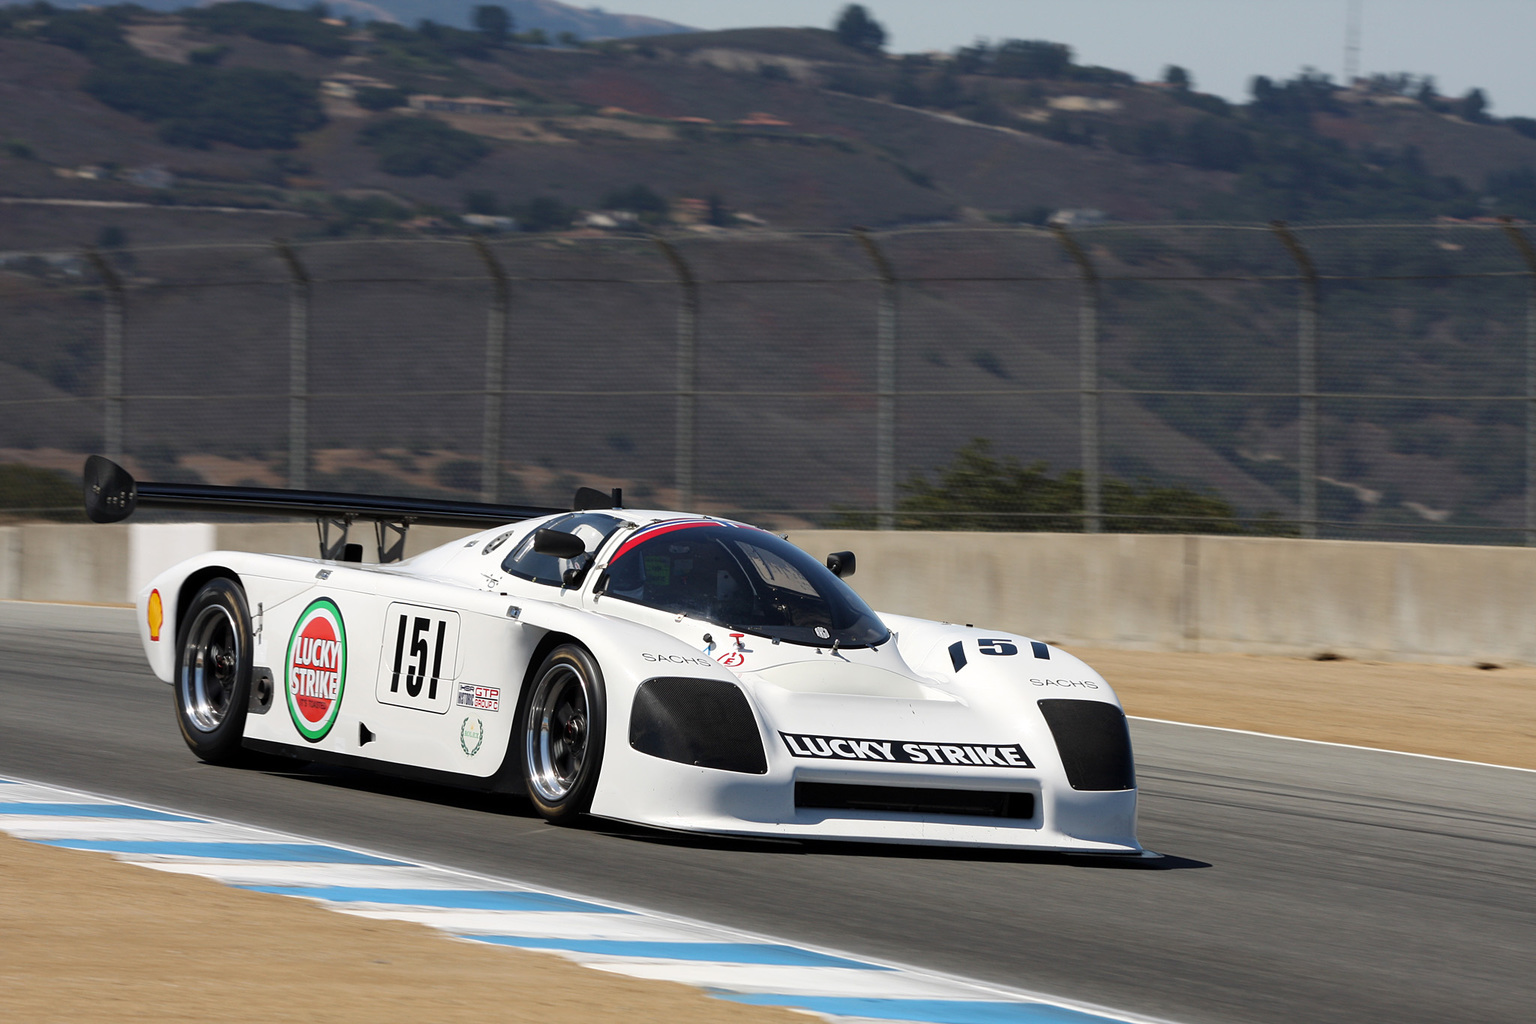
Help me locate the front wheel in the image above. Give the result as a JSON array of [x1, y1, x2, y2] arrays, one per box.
[[174, 578, 253, 765], [518, 644, 606, 824]]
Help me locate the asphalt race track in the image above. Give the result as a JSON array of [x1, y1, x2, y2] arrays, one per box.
[[1, 604, 1531, 1024]]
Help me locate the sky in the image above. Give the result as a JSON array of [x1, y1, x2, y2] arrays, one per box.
[[601, 0, 1536, 118]]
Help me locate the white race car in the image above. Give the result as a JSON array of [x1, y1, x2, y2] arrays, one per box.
[[86, 457, 1140, 853]]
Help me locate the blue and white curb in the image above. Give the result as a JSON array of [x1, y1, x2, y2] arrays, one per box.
[[0, 775, 1174, 1024]]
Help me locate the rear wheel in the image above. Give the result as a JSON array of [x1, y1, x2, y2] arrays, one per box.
[[518, 644, 606, 824], [174, 578, 252, 765]]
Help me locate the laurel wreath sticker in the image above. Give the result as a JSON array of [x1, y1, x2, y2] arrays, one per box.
[[460, 716, 484, 757]]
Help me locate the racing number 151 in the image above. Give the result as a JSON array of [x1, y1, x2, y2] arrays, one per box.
[[390, 614, 447, 699]]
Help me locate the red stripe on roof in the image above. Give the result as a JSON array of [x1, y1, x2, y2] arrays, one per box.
[[610, 520, 717, 562]]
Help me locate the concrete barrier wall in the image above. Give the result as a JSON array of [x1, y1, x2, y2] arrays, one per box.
[[789, 530, 1536, 666], [4, 523, 1533, 665]]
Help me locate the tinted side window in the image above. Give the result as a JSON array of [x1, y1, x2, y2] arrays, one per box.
[[502, 513, 623, 586]]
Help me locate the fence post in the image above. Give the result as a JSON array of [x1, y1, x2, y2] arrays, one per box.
[[83, 249, 124, 463], [1500, 218, 1536, 546], [1271, 221, 1319, 540], [853, 229, 898, 529], [471, 237, 509, 503], [274, 241, 310, 490], [654, 237, 698, 512], [1052, 224, 1101, 533]]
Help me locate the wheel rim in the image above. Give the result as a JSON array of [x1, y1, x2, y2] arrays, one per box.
[[179, 604, 240, 733], [524, 662, 592, 803]]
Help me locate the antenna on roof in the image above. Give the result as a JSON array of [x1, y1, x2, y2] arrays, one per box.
[[1344, 0, 1363, 84]]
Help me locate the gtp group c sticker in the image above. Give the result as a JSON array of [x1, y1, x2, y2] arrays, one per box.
[[286, 597, 347, 742]]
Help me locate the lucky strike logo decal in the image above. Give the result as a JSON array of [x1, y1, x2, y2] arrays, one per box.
[[286, 597, 347, 742]]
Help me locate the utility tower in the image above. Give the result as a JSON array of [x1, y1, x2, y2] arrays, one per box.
[[1344, 0, 1363, 83]]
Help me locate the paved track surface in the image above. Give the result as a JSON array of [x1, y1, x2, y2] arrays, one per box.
[[2, 603, 1531, 1024]]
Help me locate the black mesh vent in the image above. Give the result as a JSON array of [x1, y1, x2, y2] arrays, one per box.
[[629, 677, 767, 774], [796, 783, 1034, 820], [1037, 699, 1135, 791]]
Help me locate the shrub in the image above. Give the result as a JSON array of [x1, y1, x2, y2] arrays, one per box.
[[515, 195, 574, 231], [0, 465, 83, 520], [358, 116, 490, 177], [183, 2, 351, 57], [354, 86, 408, 111], [85, 58, 325, 149]]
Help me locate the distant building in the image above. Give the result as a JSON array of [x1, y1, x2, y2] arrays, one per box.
[[57, 165, 107, 180], [322, 73, 392, 100], [736, 112, 791, 127], [671, 198, 710, 225], [583, 211, 639, 229], [409, 95, 520, 116], [1049, 208, 1108, 227], [462, 214, 519, 231], [125, 166, 173, 189]]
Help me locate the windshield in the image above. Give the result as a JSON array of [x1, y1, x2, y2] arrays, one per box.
[[598, 522, 888, 648], [501, 512, 625, 586]]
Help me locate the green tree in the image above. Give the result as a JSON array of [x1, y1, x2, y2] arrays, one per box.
[[991, 39, 1071, 79], [472, 4, 511, 44], [1162, 64, 1191, 90], [1462, 87, 1489, 123], [601, 184, 667, 216], [516, 196, 575, 231], [897, 439, 1082, 531], [358, 116, 490, 177], [463, 189, 499, 215], [833, 4, 886, 54], [892, 438, 1247, 533], [354, 85, 407, 110], [0, 465, 83, 520]]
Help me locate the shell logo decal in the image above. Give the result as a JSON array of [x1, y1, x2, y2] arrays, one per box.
[[286, 598, 347, 743], [147, 589, 163, 642]]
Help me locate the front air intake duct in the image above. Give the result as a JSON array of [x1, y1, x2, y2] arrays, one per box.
[[1037, 699, 1136, 791], [630, 677, 768, 774]]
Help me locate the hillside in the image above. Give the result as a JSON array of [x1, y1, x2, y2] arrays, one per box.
[[4, 4, 1536, 538], [37, 0, 697, 36], [4, 4, 1536, 249]]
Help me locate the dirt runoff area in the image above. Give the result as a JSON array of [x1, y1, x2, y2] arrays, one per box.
[[2, 649, 1532, 1024], [1083, 647, 1536, 771], [0, 833, 807, 1024]]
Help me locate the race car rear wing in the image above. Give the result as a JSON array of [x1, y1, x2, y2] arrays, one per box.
[[82, 456, 575, 563]]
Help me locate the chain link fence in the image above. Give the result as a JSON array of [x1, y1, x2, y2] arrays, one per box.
[[3, 222, 1534, 541]]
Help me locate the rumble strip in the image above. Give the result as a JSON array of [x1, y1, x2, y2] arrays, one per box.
[[0, 775, 1171, 1024]]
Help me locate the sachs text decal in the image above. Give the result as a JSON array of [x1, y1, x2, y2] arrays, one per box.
[[376, 604, 461, 715], [780, 732, 1033, 769], [286, 598, 347, 742], [642, 652, 715, 668]]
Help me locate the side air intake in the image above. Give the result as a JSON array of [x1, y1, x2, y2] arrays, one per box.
[[1037, 699, 1136, 791], [630, 677, 767, 774], [796, 783, 1034, 820]]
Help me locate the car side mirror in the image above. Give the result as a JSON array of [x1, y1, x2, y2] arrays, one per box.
[[533, 529, 585, 559], [826, 551, 856, 578]]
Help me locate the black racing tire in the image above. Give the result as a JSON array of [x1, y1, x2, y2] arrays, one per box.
[[173, 578, 253, 765], [517, 644, 606, 824]]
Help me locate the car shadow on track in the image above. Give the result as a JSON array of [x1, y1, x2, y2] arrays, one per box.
[[257, 762, 1210, 870], [602, 823, 1211, 869], [253, 762, 539, 817]]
